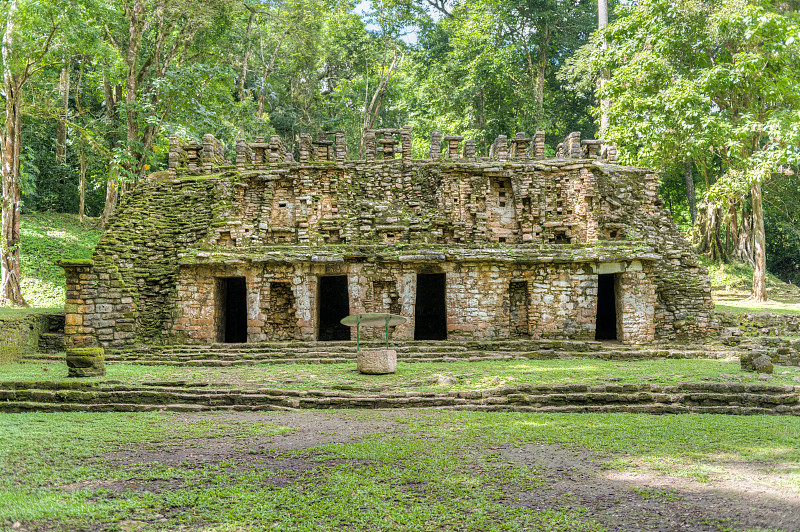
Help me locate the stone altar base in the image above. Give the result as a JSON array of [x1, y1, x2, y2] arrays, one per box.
[[66, 347, 106, 378], [357, 349, 397, 374]]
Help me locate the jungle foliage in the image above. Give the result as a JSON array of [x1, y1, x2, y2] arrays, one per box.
[[1, 0, 799, 305]]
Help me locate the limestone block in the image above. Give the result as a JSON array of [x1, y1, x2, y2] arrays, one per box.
[[357, 349, 397, 375], [66, 347, 106, 378]]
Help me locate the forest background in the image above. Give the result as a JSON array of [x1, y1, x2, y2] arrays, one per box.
[[0, 0, 799, 307]]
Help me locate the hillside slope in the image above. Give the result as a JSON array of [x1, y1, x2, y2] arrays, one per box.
[[18, 213, 103, 308]]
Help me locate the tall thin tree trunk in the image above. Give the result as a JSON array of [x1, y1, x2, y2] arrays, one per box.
[[101, 72, 121, 225], [0, 0, 27, 307], [79, 142, 86, 223], [56, 64, 69, 164], [535, 49, 546, 125], [239, 11, 255, 102], [684, 161, 697, 225], [598, 0, 610, 132], [101, 171, 118, 225], [750, 180, 767, 301]]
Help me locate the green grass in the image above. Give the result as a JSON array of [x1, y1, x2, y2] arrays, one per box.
[[0, 307, 61, 320], [5, 358, 800, 389], [701, 258, 800, 315], [18, 212, 103, 308], [1, 410, 798, 531], [715, 303, 800, 316]]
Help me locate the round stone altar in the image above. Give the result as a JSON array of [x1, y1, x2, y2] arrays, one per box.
[[356, 348, 397, 375]]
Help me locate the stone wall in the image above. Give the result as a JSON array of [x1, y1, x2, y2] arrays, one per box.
[[0, 312, 64, 363], [171, 259, 656, 343], [61, 129, 714, 350]]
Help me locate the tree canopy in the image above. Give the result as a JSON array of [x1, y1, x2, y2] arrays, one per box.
[[2, 0, 800, 305]]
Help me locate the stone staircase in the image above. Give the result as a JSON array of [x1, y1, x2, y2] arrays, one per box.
[[1, 379, 797, 415], [24, 339, 740, 366]]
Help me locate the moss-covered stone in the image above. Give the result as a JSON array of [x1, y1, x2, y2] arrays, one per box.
[[66, 347, 105, 378]]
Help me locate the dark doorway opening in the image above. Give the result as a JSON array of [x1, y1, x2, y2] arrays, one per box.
[[318, 275, 351, 341], [217, 277, 248, 343], [595, 273, 617, 340], [414, 273, 447, 340]]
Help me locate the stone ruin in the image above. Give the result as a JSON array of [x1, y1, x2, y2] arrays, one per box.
[[58, 128, 716, 352]]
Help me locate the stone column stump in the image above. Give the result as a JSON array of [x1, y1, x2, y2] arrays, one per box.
[[357, 349, 397, 375], [66, 347, 106, 378]]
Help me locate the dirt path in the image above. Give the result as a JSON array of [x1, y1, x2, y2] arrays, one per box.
[[95, 411, 800, 532]]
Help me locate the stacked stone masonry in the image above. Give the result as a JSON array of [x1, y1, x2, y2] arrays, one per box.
[[61, 130, 716, 352], [2, 381, 798, 417]]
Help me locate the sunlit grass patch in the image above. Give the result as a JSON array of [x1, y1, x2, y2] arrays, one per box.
[[18, 212, 103, 308], [5, 357, 800, 388]]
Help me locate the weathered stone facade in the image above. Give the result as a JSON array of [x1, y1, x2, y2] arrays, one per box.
[[59, 129, 715, 351]]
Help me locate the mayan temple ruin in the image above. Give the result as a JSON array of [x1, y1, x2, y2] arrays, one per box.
[[57, 128, 716, 352]]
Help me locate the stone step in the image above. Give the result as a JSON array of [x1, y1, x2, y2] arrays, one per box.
[[1, 381, 796, 415], [23, 346, 740, 366]]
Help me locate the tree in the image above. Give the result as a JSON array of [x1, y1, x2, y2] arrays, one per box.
[[98, 0, 230, 218], [576, 0, 800, 301], [1, 0, 66, 306], [406, 0, 598, 152]]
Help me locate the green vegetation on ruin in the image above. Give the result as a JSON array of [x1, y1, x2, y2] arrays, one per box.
[[1, 409, 797, 531], [5, 358, 800, 390]]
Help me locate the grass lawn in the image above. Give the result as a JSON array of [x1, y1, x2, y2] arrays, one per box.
[[1, 409, 798, 531], [5, 358, 800, 390], [714, 303, 800, 316], [0, 307, 62, 320], [703, 257, 800, 315]]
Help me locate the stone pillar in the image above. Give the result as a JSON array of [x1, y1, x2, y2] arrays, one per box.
[[533, 131, 545, 158], [490, 135, 508, 160], [236, 139, 248, 171], [429, 131, 442, 159], [202, 134, 216, 174], [168, 135, 181, 178], [57, 259, 96, 349], [443, 136, 464, 159], [564, 132, 582, 158], [66, 347, 105, 378], [299, 134, 313, 163], [363, 130, 377, 161], [510, 132, 531, 159], [601, 142, 618, 163], [463, 140, 476, 161], [334, 131, 347, 162], [401, 126, 412, 161], [617, 268, 656, 344], [394, 272, 416, 339]]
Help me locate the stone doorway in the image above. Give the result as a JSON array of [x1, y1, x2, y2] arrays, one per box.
[[216, 277, 248, 343], [595, 273, 618, 340], [414, 273, 447, 340], [318, 276, 351, 341]]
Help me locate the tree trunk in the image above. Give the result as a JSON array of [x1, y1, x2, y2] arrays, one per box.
[[79, 142, 86, 223], [56, 64, 69, 164], [684, 161, 697, 225], [695, 202, 727, 262], [750, 180, 767, 301], [598, 0, 610, 132], [239, 11, 255, 102], [0, 0, 27, 307], [101, 172, 118, 226], [535, 48, 546, 126], [101, 72, 121, 224]]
